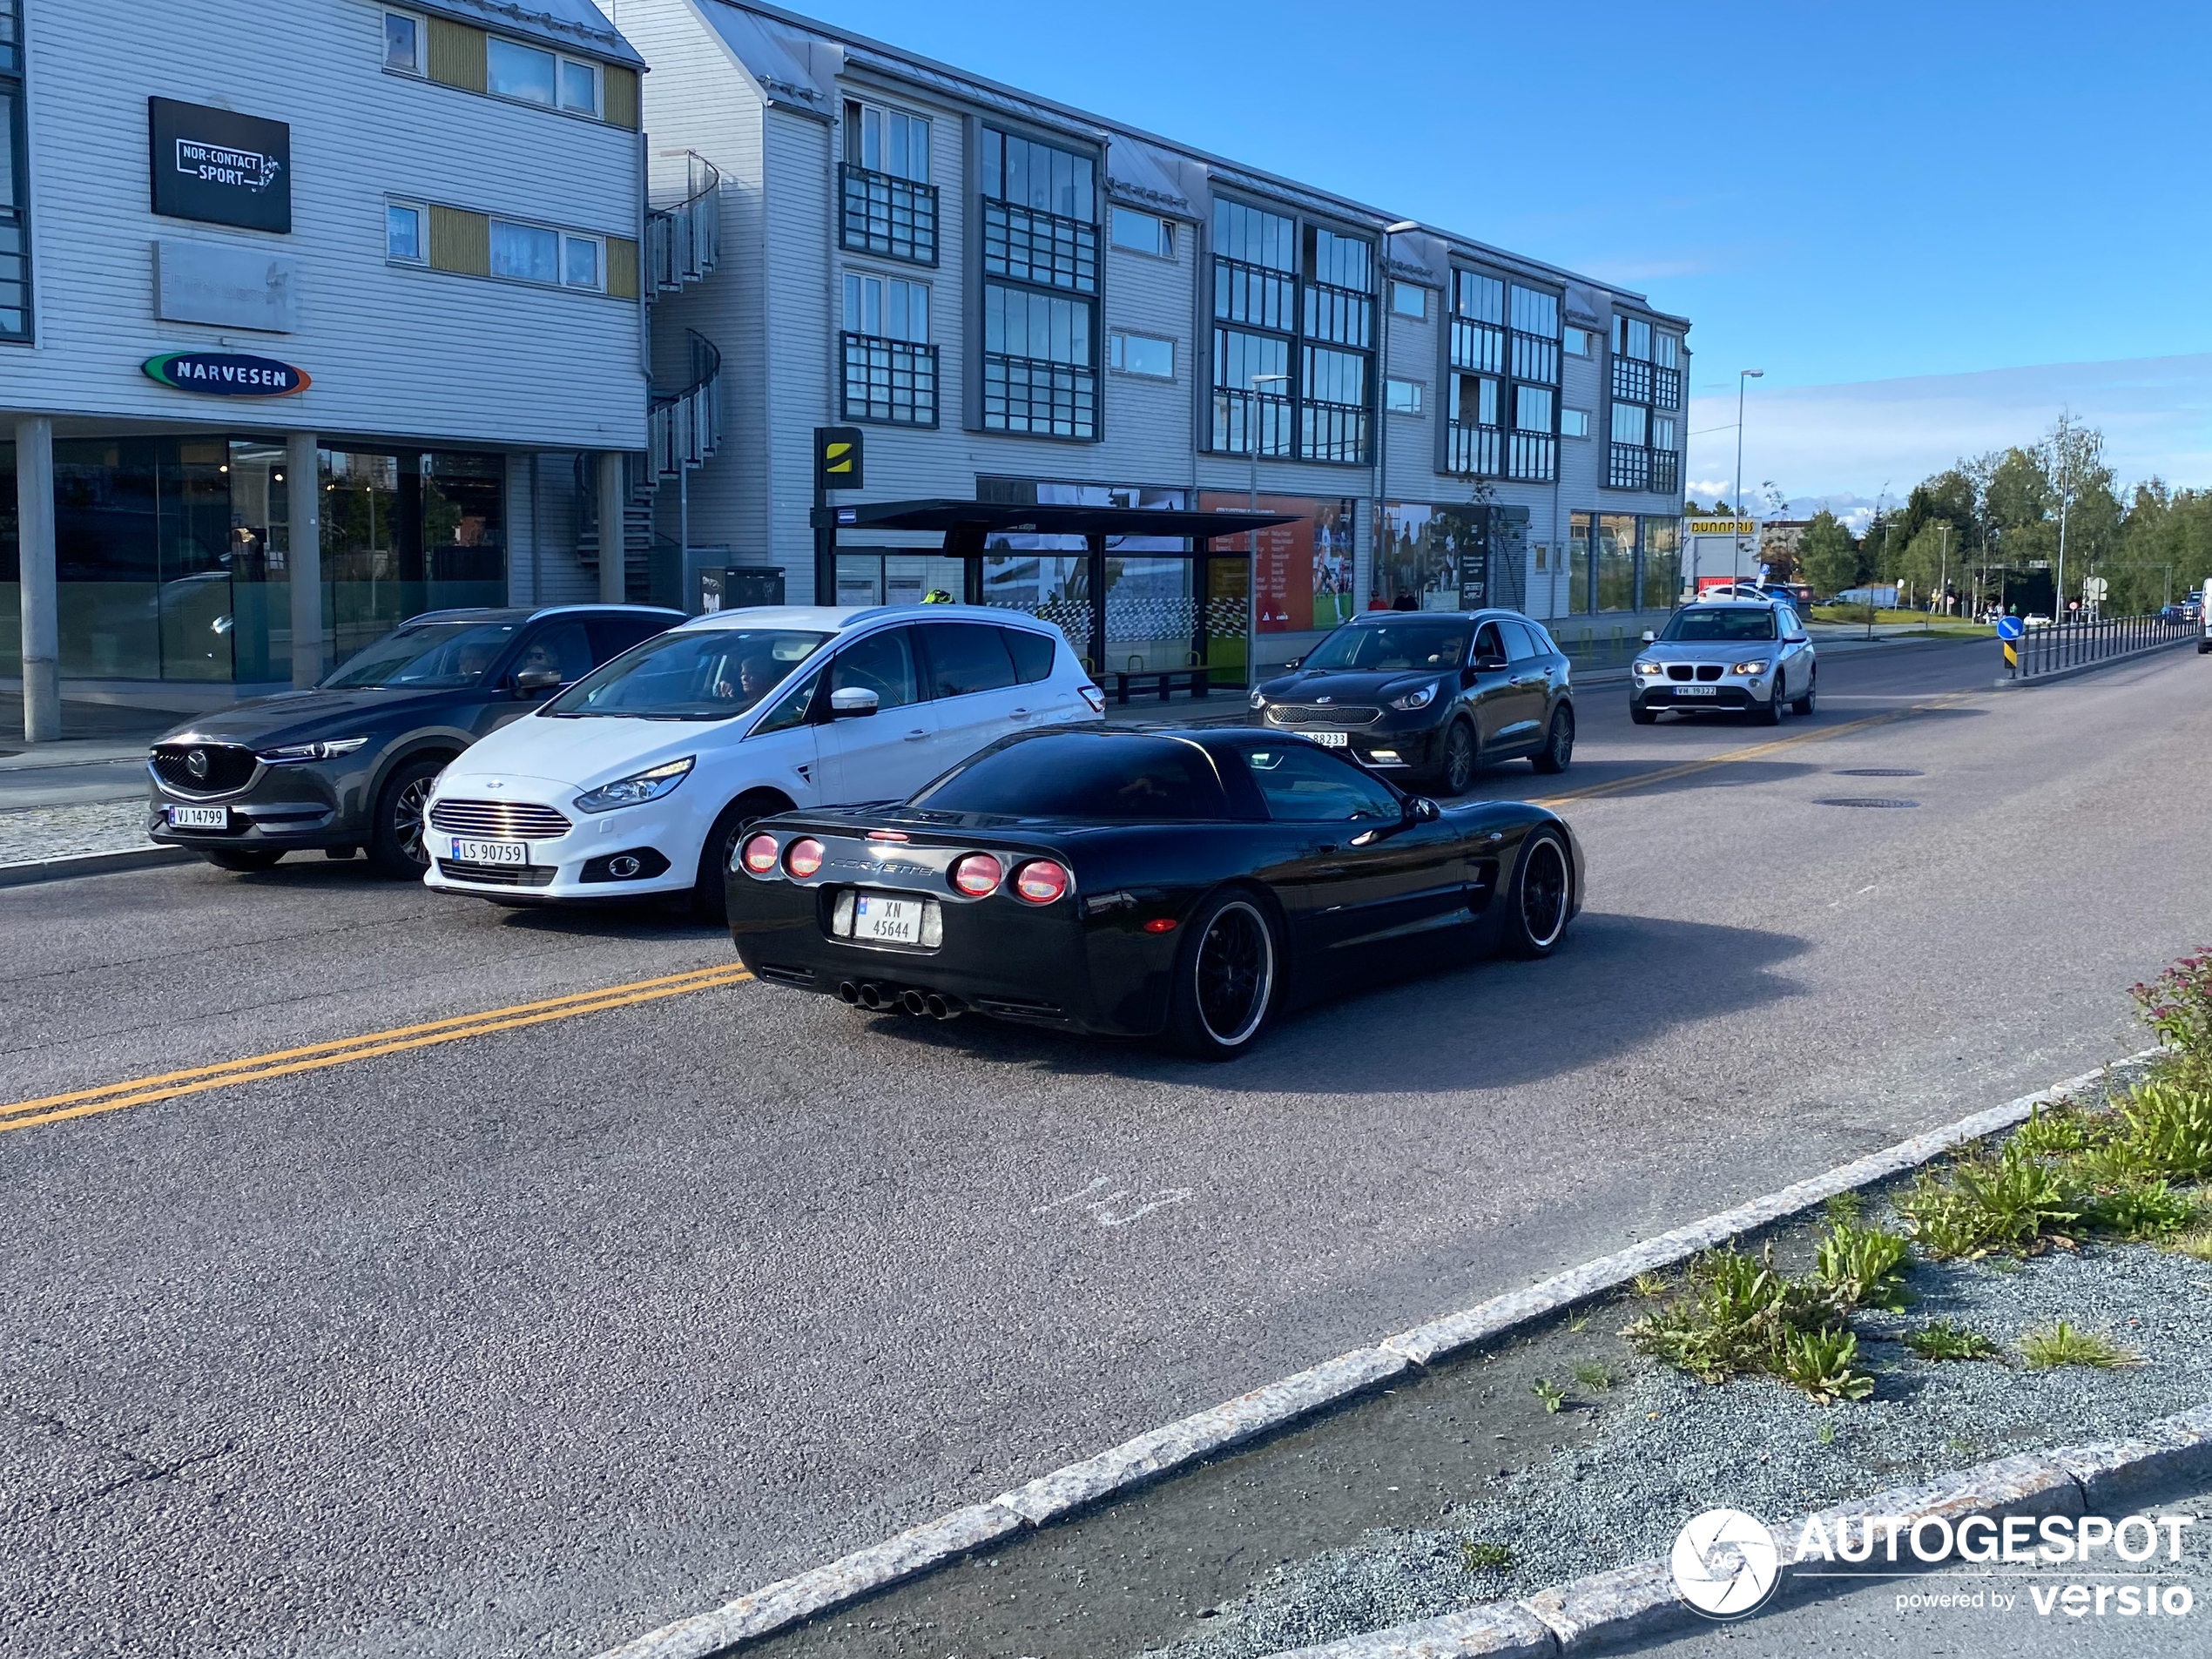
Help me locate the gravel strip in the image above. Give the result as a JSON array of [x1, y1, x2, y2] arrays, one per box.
[[1147, 1230, 2212, 1659], [0, 799, 151, 863]]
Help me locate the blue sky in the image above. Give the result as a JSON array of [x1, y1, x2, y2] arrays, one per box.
[[759, 0, 2212, 502]]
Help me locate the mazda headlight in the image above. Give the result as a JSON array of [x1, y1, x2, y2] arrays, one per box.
[[1730, 659, 1771, 677], [1633, 659, 1664, 676], [1249, 687, 1266, 710], [574, 756, 694, 813], [1390, 683, 1439, 711], [257, 737, 369, 763]]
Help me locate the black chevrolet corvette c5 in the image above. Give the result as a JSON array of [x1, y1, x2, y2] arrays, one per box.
[[725, 726, 1584, 1057]]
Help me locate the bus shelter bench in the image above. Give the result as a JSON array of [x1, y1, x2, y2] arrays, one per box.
[[1109, 667, 1213, 705]]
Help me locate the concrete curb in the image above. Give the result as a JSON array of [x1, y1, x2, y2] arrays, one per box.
[[1993, 631, 2199, 690], [588, 1051, 2158, 1659], [1270, 1402, 2212, 1658], [0, 844, 192, 889]]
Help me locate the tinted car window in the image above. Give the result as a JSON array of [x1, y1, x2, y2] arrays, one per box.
[[543, 628, 828, 720], [921, 623, 1018, 698], [1303, 620, 1471, 671], [912, 733, 1229, 819], [1243, 744, 1399, 822], [589, 613, 672, 663], [1003, 626, 1056, 685], [321, 621, 518, 689], [1502, 619, 1545, 662], [1661, 607, 1778, 643], [828, 627, 920, 711], [513, 621, 594, 685], [1473, 622, 1509, 665]]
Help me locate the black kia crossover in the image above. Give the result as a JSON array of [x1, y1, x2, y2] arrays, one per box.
[[147, 605, 684, 877]]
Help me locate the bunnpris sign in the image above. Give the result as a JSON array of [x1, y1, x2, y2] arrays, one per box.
[[142, 351, 310, 397]]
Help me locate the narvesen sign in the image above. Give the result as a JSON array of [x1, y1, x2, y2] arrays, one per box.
[[143, 351, 310, 397]]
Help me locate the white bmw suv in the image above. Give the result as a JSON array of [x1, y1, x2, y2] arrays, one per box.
[[421, 605, 1103, 916]]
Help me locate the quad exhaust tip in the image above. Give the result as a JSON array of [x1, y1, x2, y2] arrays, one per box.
[[837, 981, 961, 1019]]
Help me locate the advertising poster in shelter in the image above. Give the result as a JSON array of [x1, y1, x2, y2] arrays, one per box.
[[1198, 494, 1355, 633]]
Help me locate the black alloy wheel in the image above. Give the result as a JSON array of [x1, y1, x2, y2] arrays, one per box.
[[1751, 686, 1784, 726], [370, 757, 446, 878], [1168, 892, 1278, 1059], [1629, 702, 1659, 725], [1530, 705, 1575, 774], [1435, 720, 1476, 796], [1791, 669, 1817, 718], [201, 847, 285, 873], [1505, 830, 1572, 959]]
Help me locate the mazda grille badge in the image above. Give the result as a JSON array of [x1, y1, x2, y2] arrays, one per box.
[[186, 749, 209, 780]]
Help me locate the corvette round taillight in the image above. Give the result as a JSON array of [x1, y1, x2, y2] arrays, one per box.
[[785, 837, 825, 878], [740, 833, 780, 874], [951, 852, 1003, 896], [1012, 859, 1070, 905]]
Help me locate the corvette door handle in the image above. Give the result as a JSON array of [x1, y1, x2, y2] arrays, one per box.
[[1313, 866, 1347, 876]]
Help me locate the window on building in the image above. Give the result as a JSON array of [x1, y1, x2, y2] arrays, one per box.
[[487, 37, 598, 114], [1515, 385, 1554, 432], [485, 218, 603, 290], [844, 99, 929, 183], [1610, 401, 1648, 446], [1391, 280, 1427, 320], [1110, 206, 1171, 257], [980, 127, 1096, 221], [563, 234, 600, 290], [1563, 325, 1592, 356], [983, 283, 1095, 438], [1109, 331, 1175, 378], [1453, 375, 1499, 427], [386, 202, 425, 262], [1652, 414, 1676, 452], [1386, 378, 1422, 414], [1209, 201, 1373, 463], [1613, 314, 1653, 361], [1561, 406, 1590, 438], [1450, 269, 1505, 377], [846, 273, 928, 342], [384, 10, 422, 74], [980, 127, 1101, 439], [1656, 331, 1680, 370]]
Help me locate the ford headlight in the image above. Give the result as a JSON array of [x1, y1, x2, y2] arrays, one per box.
[[1249, 687, 1266, 710], [1730, 658, 1771, 677], [1633, 659, 1664, 676], [258, 737, 368, 763], [574, 755, 694, 813], [1390, 683, 1439, 711]]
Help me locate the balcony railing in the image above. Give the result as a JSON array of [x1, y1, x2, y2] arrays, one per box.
[[1302, 280, 1372, 348], [1651, 448, 1679, 495], [1511, 330, 1559, 385], [1611, 355, 1652, 404], [1608, 441, 1651, 490], [982, 198, 1096, 293], [1508, 431, 1556, 482], [644, 151, 720, 294], [1211, 386, 1293, 457], [1446, 421, 1501, 476], [1654, 364, 1682, 410], [983, 352, 1096, 439], [1450, 317, 1503, 374], [1301, 400, 1370, 465], [840, 163, 937, 266], [648, 330, 722, 477], [1213, 255, 1296, 331], [841, 332, 939, 427]]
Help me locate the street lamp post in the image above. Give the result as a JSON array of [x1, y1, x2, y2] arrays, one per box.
[[1375, 221, 1418, 615], [1734, 369, 1764, 521], [1248, 370, 1289, 655]]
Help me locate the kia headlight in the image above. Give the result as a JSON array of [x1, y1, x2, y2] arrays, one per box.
[[1390, 683, 1439, 711], [1730, 658, 1771, 677], [257, 737, 369, 763], [1633, 659, 1665, 676], [573, 756, 695, 813]]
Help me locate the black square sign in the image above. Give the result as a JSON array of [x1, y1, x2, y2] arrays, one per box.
[[149, 98, 291, 233]]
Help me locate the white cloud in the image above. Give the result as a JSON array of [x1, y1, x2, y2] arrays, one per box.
[[1689, 354, 2212, 503]]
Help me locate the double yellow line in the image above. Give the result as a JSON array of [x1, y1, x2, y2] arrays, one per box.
[[1533, 691, 1975, 809], [0, 963, 752, 1137]]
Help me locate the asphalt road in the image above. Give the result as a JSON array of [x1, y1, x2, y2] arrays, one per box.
[[3, 637, 2206, 1659]]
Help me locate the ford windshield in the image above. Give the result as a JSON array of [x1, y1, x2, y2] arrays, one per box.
[[543, 629, 828, 720]]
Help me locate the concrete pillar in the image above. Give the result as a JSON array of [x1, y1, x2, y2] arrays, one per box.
[[287, 431, 323, 688], [597, 450, 627, 604], [16, 415, 57, 742]]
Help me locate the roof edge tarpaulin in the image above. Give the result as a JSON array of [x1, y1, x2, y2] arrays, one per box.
[[811, 498, 1298, 549]]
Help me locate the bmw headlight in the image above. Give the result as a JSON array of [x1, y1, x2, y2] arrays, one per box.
[[257, 737, 369, 763], [1730, 658, 1771, 677], [1633, 659, 1664, 676], [1249, 687, 1266, 710], [573, 755, 695, 813], [1390, 683, 1439, 711]]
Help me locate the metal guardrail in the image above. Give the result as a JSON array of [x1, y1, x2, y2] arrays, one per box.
[[646, 152, 721, 294], [2012, 613, 2197, 680]]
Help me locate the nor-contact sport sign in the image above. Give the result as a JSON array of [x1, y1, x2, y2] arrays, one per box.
[[142, 352, 310, 397]]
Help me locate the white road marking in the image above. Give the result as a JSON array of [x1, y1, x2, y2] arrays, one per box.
[[1030, 1174, 1192, 1227], [1096, 1190, 1193, 1228]]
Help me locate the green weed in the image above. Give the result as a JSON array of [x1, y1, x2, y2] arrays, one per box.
[[1631, 1272, 1671, 1299], [2016, 1320, 2139, 1370], [1572, 1361, 1614, 1391], [1905, 1319, 2000, 1362], [1898, 1143, 2079, 1259], [1777, 1327, 1875, 1404], [2076, 1179, 2200, 1240], [1531, 1379, 1566, 1413], [1824, 1190, 1866, 1226], [2013, 1101, 2095, 1157], [1815, 1220, 1912, 1311], [2166, 1229, 2212, 1262], [2117, 1080, 2212, 1181], [1462, 1541, 1514, 1574]]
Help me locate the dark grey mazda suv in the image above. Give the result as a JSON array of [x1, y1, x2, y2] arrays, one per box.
[[146, 604, 685, 877]]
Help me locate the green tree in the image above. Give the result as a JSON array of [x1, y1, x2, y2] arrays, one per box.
[[1799, 509, 1859, 597]]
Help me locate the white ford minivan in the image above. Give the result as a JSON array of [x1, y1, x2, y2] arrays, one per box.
[[421, 605, 1103, 915]]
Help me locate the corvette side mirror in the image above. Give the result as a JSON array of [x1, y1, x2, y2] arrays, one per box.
[[828, 686, 880, 718], [1408, 796, 1441, 822]]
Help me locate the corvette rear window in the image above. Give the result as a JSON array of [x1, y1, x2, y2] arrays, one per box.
[[912, 733, 1229, 819]]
